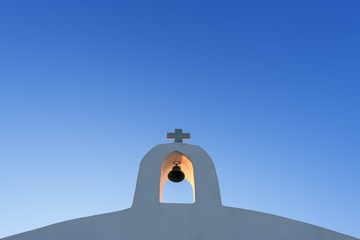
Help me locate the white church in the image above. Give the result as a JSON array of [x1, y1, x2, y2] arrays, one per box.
[[2, 129, 358, 240]]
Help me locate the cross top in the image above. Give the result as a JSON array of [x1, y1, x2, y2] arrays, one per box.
[[167, 129, 190, 143]]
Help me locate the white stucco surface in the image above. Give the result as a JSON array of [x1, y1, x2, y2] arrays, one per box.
[[2, 143, 358, 240]]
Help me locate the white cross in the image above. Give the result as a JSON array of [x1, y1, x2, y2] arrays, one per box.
[[167, 129, 190, 143]]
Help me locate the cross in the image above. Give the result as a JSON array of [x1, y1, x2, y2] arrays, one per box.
[[167, 129, 190, 143]]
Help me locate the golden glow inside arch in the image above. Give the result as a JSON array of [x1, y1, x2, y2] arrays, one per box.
[[159, 151, 195, 203]]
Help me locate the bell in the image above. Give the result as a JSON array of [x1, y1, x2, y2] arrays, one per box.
[[168, 165, 185, 183]]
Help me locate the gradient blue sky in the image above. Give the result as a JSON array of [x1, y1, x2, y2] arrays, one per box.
[[1, 0, 359, 238]]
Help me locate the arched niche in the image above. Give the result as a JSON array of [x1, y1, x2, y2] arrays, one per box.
[[159, 151, 195, 203]]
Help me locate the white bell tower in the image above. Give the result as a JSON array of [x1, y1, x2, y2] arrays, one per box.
[[132, 142, 222, 208]]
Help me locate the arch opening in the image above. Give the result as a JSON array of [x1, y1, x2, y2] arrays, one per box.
[[162, 179, 194, 203], [159, 151, 195, 203]]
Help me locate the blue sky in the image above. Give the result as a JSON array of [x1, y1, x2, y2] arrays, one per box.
[[0, 0, 359, 238]]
